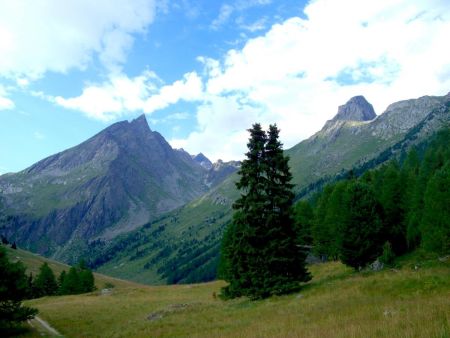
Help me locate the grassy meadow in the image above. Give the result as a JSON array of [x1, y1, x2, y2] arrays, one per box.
[[6, 246, 449, 337]]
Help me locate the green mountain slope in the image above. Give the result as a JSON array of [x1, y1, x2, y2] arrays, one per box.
[[0, 115, 218, 263], [91, 93, 450, 284]]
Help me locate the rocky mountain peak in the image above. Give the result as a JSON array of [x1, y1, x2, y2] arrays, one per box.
[[129, 114, 151, 134], [193, 153, 213, 170], [332, 95, 376, 122]]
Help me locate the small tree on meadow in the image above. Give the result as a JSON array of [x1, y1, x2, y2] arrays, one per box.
[[33, 263, 58, 297]]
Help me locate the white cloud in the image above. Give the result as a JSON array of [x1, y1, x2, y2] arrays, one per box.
[[210, 0, 272, 30], [54, 71, 203, 121], [142, 72, 203, 113], [211, 4, 234, 30], [0, 0, 156, 79], [0, 86, 14, 110], [173, 0, 450, 162]]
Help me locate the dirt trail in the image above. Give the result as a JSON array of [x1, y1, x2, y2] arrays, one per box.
[[28, 315, 62, 336]]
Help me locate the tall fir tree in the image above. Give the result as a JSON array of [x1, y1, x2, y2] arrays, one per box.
[[220, 123, 310, 299]]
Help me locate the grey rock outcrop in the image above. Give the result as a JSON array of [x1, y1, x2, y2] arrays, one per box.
[[332, 95, 376, 122]]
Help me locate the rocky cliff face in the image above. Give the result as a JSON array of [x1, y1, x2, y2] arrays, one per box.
[[0, 115, 230, 262]]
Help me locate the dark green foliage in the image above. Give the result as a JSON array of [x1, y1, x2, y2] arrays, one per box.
[[293, 200, 314, 246], [79, 269, 95, 293], [378, 162, 407, 254], [421, 163, 450, 255], [58, 261, 95, 295], [11, 243, 16, 250], [308, 128, 450, 268], [339, 182, 384, 269], [0, 247, 38, 329], [33, 262, 58, 297], [60, 267, 81, 295], [221, 124, 310, 300], [379, 242, 396, 266], [57, 270, 66, 294], [312, 182, 348, 260]]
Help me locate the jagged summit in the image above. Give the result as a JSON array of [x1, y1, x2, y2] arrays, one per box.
[[332, 96, 376, 122], [193, 153, 213, 170], [129, 114, 151, 133]]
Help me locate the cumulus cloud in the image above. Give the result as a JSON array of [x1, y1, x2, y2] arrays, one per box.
[[172, 0, 450, 162], [0, 0, 156, 79], [54, 71, 203, 121]]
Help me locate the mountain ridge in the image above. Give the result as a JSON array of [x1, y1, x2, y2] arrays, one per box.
[[0, 114, 233, 262], [90, 92, 450, 284]]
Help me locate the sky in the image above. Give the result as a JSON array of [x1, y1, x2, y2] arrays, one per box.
[[1, 0, 450, 174]]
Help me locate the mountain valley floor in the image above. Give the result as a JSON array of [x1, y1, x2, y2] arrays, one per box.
[[10, 246, 450, 338]]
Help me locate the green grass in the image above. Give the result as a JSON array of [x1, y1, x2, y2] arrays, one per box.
[[11, 246, 450, 338]]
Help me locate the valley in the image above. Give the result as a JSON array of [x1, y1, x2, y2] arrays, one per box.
[[5, 245, 449, 338]]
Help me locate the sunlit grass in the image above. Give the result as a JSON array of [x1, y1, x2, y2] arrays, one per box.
[[15, 252, 450, 337]]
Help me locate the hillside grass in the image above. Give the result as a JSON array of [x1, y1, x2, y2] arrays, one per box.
[[11, 246, 450, 337]]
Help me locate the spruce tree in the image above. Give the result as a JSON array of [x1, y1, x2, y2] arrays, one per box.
[[60, 267, 81, 295], [220, 123, 310, 299], [33, 263, 58, 297], [79, 269, 95, 293]]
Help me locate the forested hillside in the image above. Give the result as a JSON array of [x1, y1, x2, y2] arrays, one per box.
[[302, 128, 450, 265]]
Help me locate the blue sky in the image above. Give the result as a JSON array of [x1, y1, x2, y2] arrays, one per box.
[[1, 0, 449, 174]]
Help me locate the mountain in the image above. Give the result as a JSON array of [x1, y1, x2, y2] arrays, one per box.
[[192, 153, 213, 170], [0, 115, 235, 263], [287, 92, 450, 192], [89, 92, 450, 284]]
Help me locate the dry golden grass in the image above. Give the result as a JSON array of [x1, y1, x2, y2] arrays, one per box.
[[16, 255, 450, 338]]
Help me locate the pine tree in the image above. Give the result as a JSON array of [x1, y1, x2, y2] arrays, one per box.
[[0, 246, 38, 329], [220, 123, 310, 299], [33, 263, 58, 297]]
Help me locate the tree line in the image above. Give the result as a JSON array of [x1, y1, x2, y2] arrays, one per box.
[[29, 261, 96, 298], [295, 128, 450, 268], [0, 244, 95, 331]]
